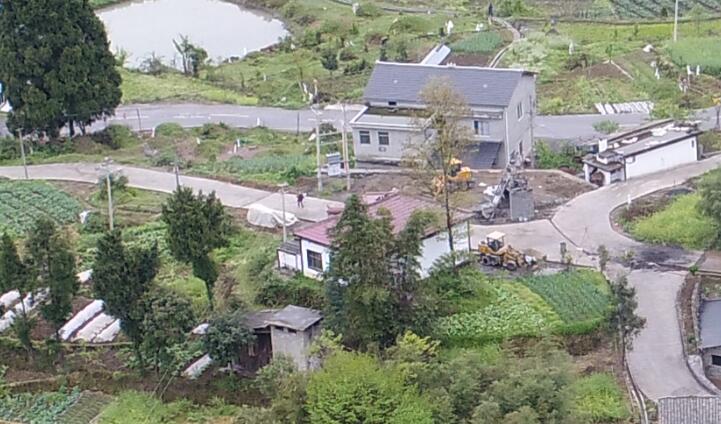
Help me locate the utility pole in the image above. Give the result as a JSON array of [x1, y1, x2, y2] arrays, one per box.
[[106, 173, 114, 230], [16, 130, 28, 179], [311, 107, 323, 192], [136, 108, 143, 132], [341, 103, 351, 191], [673, 0, 679, 42], [278, 182, 288, 242]]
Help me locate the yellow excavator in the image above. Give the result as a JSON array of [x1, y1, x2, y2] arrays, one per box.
[[432, 158, 473, 196], [477, 231, 536, 271]]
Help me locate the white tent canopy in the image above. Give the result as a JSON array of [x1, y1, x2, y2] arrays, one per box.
[[247, 204, 298, 229]]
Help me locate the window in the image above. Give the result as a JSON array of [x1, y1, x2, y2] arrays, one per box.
[[474, 120, 490, 136], [388, 101, 397, 106], [516, 102, 524, 120], [359, 130, 371, 144], [307, 250, 323, 272], [713, 355, 721, 366], [378, 131, 390, 146]]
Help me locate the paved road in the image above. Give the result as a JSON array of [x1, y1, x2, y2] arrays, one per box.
[[0, 163, 342, 223], [476, 157, 721, 401], [0, 102, 653, 141]]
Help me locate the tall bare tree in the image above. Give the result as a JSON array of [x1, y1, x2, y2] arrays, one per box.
[[404, 77, 473, 253]]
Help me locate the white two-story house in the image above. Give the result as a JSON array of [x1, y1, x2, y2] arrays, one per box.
[[349, 61, 536, 168]]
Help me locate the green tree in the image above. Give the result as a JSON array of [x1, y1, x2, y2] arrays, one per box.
[[162, 187, 230, 308], [698, 168, 721, 232], [405, 78, 473, 254], [40, 237, 79, 341], [93, 230, 159, 367], [0, 0, 121, 137], [324, 195, 396, 348], [0, 234, 34, 352], [325, 196, 437, 348], [306, 351, 434, 424], [320, 49, 339, 76], [609, 276, 646, 350], [173, 35, 208, 77], [141, 288, 195, 373], [204, 309, 256, 367]]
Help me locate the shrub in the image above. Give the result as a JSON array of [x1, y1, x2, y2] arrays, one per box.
[[592, 120, 619, 135], [570, 374, 630, 423], [155, 122, 185, 138], [0, 136, 19, 160], [256, 275, 326, 310], [338, 48, 357, 62], [92, 124, 134, 149], [450, 32, 503, 54], [535, 141, 579, 171], [96, 173, 129, 200], [355, 2, 381, 17]]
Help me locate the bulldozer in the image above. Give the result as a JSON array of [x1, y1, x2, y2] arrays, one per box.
[[477, 231, 536, 271], [432, 158, 473, 196]]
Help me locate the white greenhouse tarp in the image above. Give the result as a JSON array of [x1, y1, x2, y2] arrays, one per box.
[[0, 291, 47, 332], [183, 354, 213, 379], [0, 290, 20, 309], [247, 204, 298, 229], [59, 300, 104, 341], [74, 313, 115, 342], [93, 319, 121, 343]]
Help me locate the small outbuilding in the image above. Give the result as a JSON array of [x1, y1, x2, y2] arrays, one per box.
[[699, 299, 721, 378], [582, 119, 700, 186]]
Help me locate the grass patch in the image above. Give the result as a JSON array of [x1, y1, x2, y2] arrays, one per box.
[[630, 193, 718, 249], [450, 31, 502, 54], [97, 391, 239, 424], [570, 373, 631, 423], [667, 37, 721, 77], [120, 68, 258, 105]]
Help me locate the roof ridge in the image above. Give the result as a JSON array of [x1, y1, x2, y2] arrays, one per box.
[[374, 60, 528, 73]]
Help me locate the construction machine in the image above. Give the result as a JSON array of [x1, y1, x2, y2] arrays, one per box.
[[432, 158, 473, 196], [476, 231, 536, 271]]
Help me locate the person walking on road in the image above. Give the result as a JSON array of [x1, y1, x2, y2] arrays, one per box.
[[297, 193, 305, 208]]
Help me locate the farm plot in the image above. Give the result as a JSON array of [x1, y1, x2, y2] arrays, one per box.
[[436, 281, 563, 344], [519, 270, 611, 334], [436, 270, 612, 344], [0, 387, 81, 424], [0, 180, 81, 235]]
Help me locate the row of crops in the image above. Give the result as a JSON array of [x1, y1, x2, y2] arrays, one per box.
[[436, 270, 611, 344], [611, 0, 721, 19], [0, 181, 81, 236]]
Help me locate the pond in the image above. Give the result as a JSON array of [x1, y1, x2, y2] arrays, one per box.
[[97, 0, 288, 68]]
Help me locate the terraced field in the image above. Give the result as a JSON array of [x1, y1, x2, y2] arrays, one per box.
[[0, 180, 81, 235]]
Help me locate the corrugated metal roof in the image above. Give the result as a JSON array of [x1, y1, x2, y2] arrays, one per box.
[[659, 396, 721, 424], [700, 300, 721, 349], [294, 193, 472, 246], [364, 62, 528, 108]]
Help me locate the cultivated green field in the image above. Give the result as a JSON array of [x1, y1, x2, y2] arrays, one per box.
[[0, 180, 81, 236]]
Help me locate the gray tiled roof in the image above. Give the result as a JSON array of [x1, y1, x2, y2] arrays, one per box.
[[700, 300, 721, 349], [363, 62, 529, 108], [265, 305, 322, 331], [659, 396, 721, 424]]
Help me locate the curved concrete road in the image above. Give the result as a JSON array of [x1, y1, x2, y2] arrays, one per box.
[[0, 163, 341, 223], [472, 156, 721, 401]]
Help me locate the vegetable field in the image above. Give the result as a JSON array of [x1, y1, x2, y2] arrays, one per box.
[[437, 270, 611, 344], [667, 38, 721, 76], [0, 387, 81, 424], [450, 31, 502, 54], [611, 0, 721, 19], [0, 180, 81, 235]]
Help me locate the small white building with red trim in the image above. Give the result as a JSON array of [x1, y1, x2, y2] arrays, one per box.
[[277, 192, 472, 279]]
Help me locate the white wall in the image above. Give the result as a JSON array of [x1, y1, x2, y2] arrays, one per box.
[[418, 222, 471, 277], [300, 239, 331, 279], [278, 251, 301, 271], [625, 137, 697, 180], [271, 325, 317, 371]]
